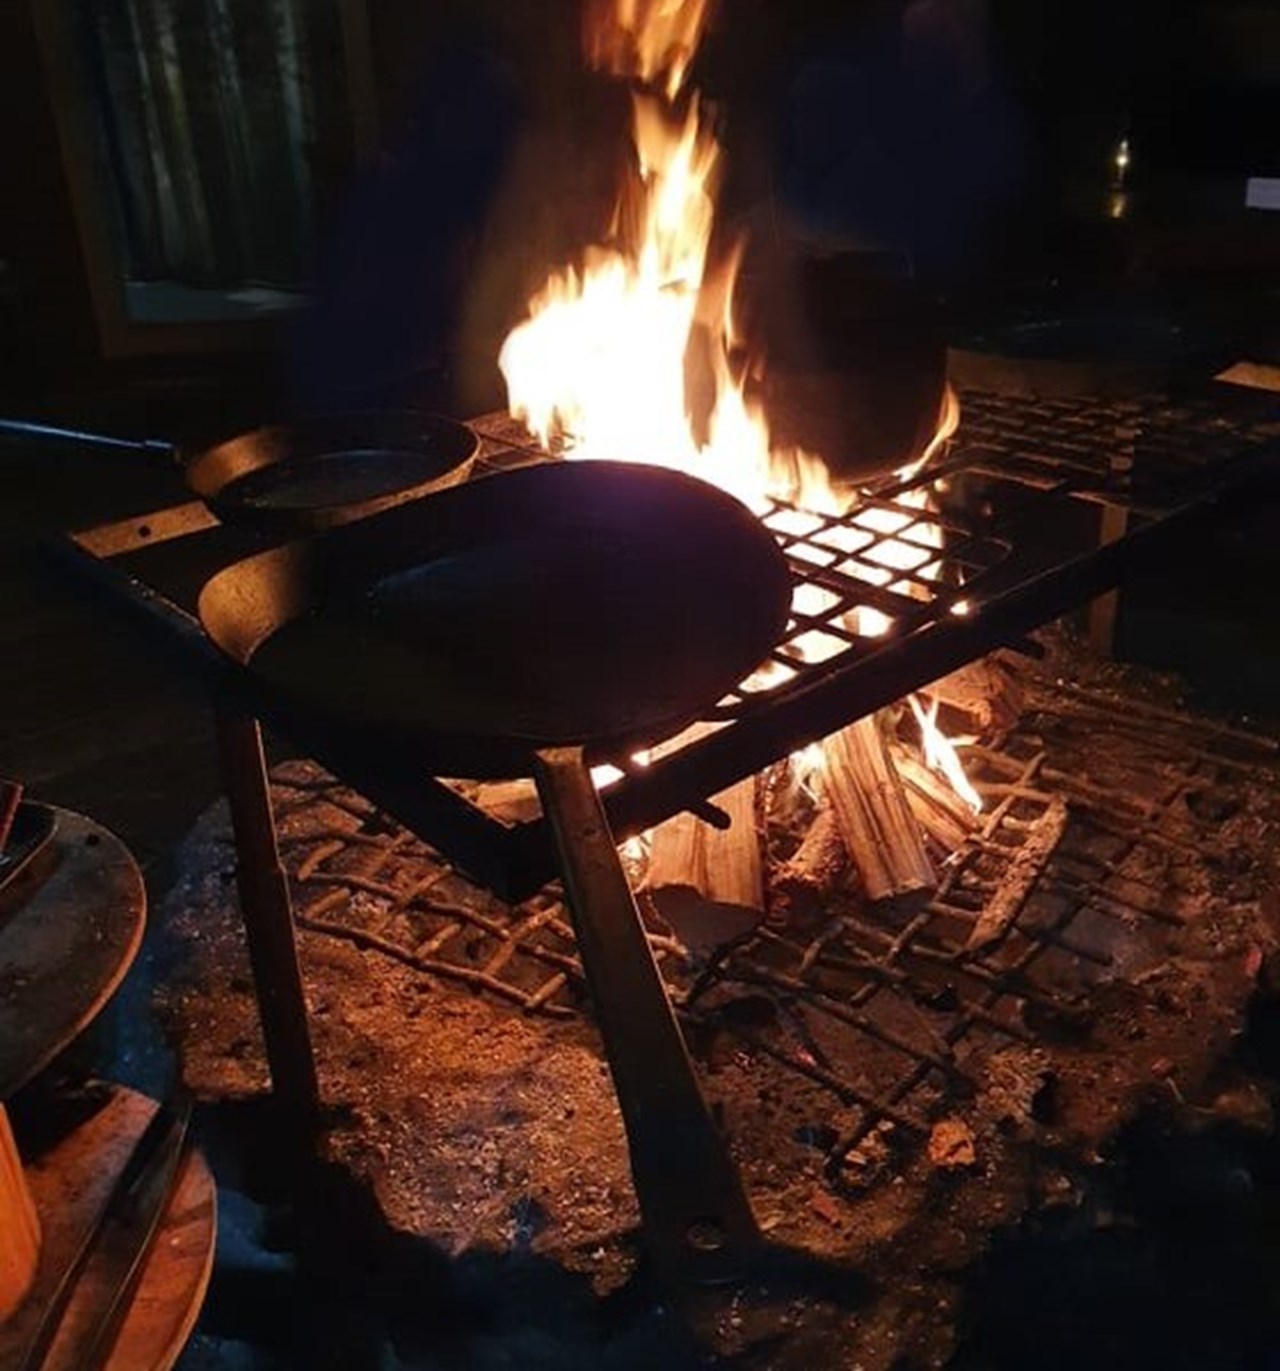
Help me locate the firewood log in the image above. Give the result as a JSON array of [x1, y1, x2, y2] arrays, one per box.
[[645, 774, 763, 916], [924, 654, 1024, 736], [473, 779, 541, 825], [772, 808, 848, 924], [890, 746, 979, 854], [823, 717, 935, 903]]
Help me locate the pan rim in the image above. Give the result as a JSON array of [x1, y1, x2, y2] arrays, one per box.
[[182, 409, 479, 526]]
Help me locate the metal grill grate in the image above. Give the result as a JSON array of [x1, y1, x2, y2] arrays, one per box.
[[718, 488, 1007, 714], [63, 385, 1280, 896], [269, 673, 1280, 1187], [465, 389, 1280, 835], [956, 390, 1280, 501]]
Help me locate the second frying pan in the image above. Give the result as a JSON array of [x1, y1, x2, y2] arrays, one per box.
[[197, 460, 794, 1288], [0, 411, 478, 533]]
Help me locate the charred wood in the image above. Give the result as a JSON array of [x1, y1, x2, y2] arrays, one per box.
[[967, 795, 1068, 952]]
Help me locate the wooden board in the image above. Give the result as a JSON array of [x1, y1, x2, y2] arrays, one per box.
[[0, 809, 145, 1098], [0, 1108, 40, 1321], [0, 1086, 216, 1371]]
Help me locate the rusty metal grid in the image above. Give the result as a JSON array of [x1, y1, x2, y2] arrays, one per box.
[[266, 677, 1280, 1187], [955, 388, 1280, 505], [269, 763, 681, 1018], [687, 676, 1280, 1176]]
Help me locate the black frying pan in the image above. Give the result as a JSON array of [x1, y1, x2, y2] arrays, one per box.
[[0, 411, 478, 533], [947, 309, 1235, 399], [197, 460, 794, 1287]]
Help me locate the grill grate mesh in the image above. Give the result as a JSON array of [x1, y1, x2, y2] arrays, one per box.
[[270, 666, 1280, 1184], [469, 388, 1280, 789], [65, 386, 1280, 895]]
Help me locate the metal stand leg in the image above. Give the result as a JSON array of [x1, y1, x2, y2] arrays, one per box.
[[214, 708, 320, 1122], [1087, 419, 1138, 657], [1086, 504, 1129, 656], [534, 746, 762, 1289]]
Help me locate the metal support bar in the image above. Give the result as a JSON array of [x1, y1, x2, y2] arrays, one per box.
[[1087, 422, 1138, 655], [214, 707, 320, 1122], [533, 746, 762, 1287], [1086, 503, 1129, 655]]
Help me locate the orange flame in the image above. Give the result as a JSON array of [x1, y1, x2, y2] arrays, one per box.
[[502, 0, 982, 833], [910, 695, 982, 814], [501, 0, 834, 515], [583, 0, 714, 99]]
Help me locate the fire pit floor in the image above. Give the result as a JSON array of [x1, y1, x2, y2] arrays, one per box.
[[156, 630, 1280, 1369]]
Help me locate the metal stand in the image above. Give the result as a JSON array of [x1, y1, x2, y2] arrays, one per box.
[[214, 708, 320, 1122], [534, 746, 762, 1288], [1087, 418, 1139, 656]]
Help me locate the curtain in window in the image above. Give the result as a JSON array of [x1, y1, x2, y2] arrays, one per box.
[[76, 0, 337, 288]]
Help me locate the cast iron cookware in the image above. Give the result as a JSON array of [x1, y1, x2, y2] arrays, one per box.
[[0, 411, 478, 533], [197, 460, 794, 1287], [947, 305, 1235, 398]]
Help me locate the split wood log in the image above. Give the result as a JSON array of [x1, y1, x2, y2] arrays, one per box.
[[967, 795, 1069, 952], [472, 779, 541, 825], [780, 807, 846, 889], [925, 654, 1024, 736], [645, 773, 763, 917], [890, 746, 980, 854], [823, 718, 936, 903]]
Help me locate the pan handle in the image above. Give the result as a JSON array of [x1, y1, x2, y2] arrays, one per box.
[[533, 745, 762, 1289], [0, 418, 174, 462]]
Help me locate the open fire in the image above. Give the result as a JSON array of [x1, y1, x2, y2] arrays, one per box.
[[48, 27, 1280, 1341], [500, 0, 830, 512], [498, 0, 979, 872]]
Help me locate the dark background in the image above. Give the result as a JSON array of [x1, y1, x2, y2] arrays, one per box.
[[2, 0, 1279, 410], [3, 0, 1280, 706]]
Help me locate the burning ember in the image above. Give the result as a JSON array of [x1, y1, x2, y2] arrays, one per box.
[[500, 0, 979, 847]]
